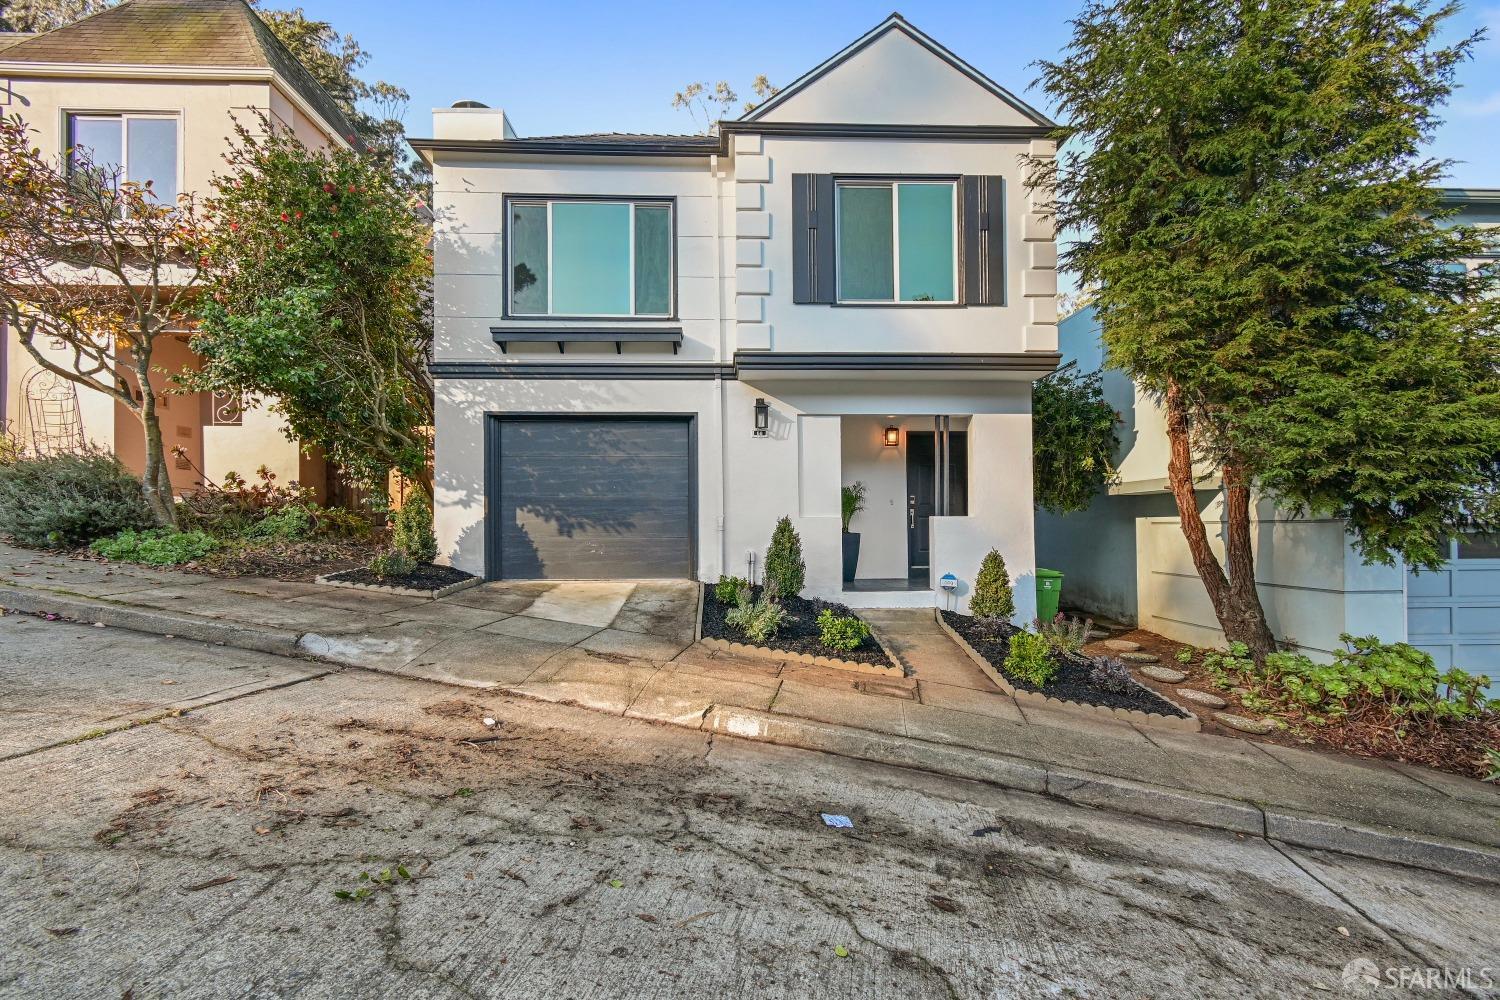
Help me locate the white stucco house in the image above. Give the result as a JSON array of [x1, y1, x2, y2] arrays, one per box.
[[1036, 188, 1500, 684], [416, 13, 1060, 615]]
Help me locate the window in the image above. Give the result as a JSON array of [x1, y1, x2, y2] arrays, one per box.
[[508, 198, 673, 317], [66, 114, 180, 206], [1456, 532, 1500, 560], [836, 180, 957, 303]]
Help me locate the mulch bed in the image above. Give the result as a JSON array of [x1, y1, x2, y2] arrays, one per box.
[[324, 563, 477, 593], [64, 537, 383, 583], [940, 611, 1187, 718], [701, 585, 894, 668], [1085, 626, 1499, 780]]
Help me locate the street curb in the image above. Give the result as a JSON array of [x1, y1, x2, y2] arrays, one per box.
[[4, 581, 1497, 884], [701, 704, 1500, 884], [1264, 808, 1500, 884], [0, 585, 305, 657]]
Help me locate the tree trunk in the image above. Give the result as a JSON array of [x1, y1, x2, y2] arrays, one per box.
[[1163, 381, 1276, 660], [1221, 464, 1277, 660], [136, 377, 177, 529]]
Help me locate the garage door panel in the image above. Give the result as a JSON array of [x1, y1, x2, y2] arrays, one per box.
[[498, 459, 692, 497], [1454, 569, 1500, 598], [1407, 607, 1451, 636], [490, 416, 694, 581], [501, 533, 692, 580], [501, 420, 691, 458], [1406, 571, 1452, 599], [1454, 605, 1500, 635]]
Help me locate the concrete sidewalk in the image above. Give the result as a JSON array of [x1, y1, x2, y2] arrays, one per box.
[[3, 544, 1498, 881]]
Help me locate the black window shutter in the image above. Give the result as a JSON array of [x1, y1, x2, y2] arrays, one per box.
[[962, 175, 1005, 306], [792, 173, 836, 304]]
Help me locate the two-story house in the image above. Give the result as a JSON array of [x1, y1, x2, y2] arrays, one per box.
[[416, 14, 1061, 616], [0, 0, 359, 498]]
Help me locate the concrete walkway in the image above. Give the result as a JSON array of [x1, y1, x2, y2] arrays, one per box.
[[3, 544, 1498, 881]]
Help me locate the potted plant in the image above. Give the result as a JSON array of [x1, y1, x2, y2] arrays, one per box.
[[841, 481, 866, 583]]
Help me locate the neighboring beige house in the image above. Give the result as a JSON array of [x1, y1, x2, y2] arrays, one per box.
[[0, 0, 359, 497]]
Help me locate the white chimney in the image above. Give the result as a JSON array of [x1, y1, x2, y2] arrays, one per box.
[[432, 101, 517, 140]]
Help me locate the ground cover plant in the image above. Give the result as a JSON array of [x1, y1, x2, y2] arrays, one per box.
[[1172, 635, 1498, 778]]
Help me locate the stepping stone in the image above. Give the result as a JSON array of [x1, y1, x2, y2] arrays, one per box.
[[1138, 665, 1187, 684], [1214, 712, 1276, 735], [1176, 688, 1227, 710], [1120, 652, 1159, 664], [1100, 639, 1141, 653]]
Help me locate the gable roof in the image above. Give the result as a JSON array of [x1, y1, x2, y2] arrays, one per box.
[[0, 0, 360, 147], [739, 11, 1054, 129]]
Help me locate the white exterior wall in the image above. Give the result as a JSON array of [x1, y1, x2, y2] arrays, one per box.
[[427, 19, 1054, 615]]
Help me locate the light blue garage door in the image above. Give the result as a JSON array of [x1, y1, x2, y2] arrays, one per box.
[[1407, 534, 1500, 690]]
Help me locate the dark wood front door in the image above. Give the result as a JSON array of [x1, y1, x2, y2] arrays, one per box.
[[905, 431, 968, 578]]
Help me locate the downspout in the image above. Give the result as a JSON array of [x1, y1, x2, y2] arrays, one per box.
[[711, 151, 729, 581]]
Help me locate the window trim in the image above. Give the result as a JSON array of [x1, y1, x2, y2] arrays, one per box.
[[833, 176, 960, 306], [62, 110, 184, 207], [502, 193, 677, 321]]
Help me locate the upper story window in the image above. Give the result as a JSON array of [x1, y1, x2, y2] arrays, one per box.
[[66, 114, 180, 206], [836, 180, 957, 303], [508, 198, 673, 317]]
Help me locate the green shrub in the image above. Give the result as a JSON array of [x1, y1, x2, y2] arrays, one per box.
[[245, 504, 313, 540], [1205, 633, 1491, 724], [725, 588, 788, 644], [175, 465, 315, 539], [391, 492, 437, 564], [0, 450, 153, 548], [817, 609, 871, 652], [715, 575, 750, 604], [1036, 613, 1090, 654], [312, 506, 373, 540], [969, 549, 1015, 620], [764, 516, 805, 597], [369, 547, 416, 578], [1005, 630, 1059, 686], [91, 528, 218, 566]]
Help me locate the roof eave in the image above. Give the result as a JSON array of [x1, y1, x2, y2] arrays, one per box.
[[737, 13, 1055, 130], [0, 60, 356, 150]]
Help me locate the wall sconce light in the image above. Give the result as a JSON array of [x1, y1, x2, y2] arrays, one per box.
[[883, 425, 900, 447], [754, 398, 770, 437]]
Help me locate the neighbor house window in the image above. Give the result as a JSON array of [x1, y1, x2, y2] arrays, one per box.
[[836, 180, 957, 303], [66, 114, 180, 206], [508, 198, 673, 317]]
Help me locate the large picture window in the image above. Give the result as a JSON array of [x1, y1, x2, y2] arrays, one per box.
[[508, 198, 673, 317], [66, 113, 180, 206], [836, 180, 956, 303]]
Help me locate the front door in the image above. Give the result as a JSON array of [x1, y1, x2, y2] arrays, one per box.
[[905, 431, 968, 579]]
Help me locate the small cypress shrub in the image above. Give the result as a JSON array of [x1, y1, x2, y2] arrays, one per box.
[[764, 516, 805, 597], [969, 548, 1015, 620], [391, 491, 437, 564]]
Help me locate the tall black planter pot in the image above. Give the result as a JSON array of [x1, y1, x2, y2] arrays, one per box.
[[842, 532, 861, 584]]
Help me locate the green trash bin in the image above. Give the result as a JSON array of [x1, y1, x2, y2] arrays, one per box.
[[1035, 568, 1064, 622]]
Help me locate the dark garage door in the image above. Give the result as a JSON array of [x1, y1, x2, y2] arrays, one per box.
[[488, 416, 694, 580]]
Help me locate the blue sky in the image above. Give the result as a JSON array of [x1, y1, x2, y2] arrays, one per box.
[[307, 0, 1500, 185]]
